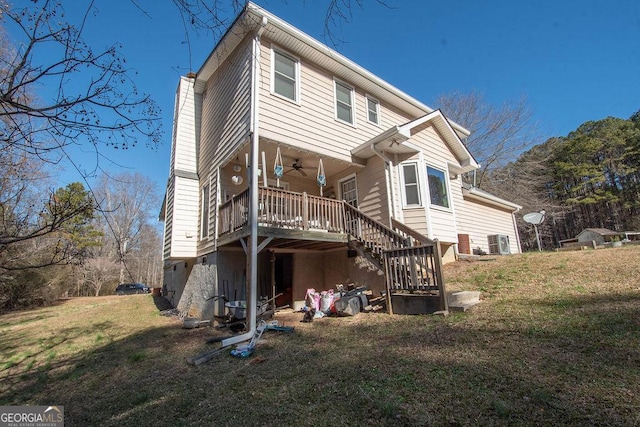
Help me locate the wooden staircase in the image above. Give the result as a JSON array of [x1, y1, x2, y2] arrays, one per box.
[[343, 204, 447, 314]]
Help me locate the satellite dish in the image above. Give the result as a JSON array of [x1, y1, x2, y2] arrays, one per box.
[[523, 212, 545, 225]]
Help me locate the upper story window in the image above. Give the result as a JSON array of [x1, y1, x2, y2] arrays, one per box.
[[366, 96, 380, 125], [201, 183, 210, 239], [401, 163, 421, 206], [427, 166, 450, 209], [272, 49, 299, 102], [335, 80, 355, 125]]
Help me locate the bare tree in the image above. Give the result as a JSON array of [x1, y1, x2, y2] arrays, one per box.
[[436, 91, 539, 188], [78, 256, 119, 296], [131, 223, 163, 287], [94, 172, 160, 285], [0, 0, 162, 168]]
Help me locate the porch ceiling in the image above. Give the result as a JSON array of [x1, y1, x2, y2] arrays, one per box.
[[223, 138, 364, 184]]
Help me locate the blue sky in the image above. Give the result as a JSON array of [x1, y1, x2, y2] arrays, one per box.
[[10, 0, 640, 191]]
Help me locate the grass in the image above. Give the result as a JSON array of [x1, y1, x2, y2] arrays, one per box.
[[1, 246, 640, 426]]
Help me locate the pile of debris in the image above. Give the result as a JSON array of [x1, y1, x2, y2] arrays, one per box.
[[300, 284, 386, 322]]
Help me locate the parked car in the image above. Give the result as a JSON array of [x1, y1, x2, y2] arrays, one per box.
[[115, 283, 151, 295]]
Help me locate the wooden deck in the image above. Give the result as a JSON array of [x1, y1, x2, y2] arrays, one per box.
[[217, 187, 349, 250], [217, 187, 447, 312]]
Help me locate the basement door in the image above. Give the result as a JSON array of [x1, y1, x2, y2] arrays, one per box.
[[274, 254, 293, 308]]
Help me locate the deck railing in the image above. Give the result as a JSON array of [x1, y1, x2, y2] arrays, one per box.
[[218, 188, 250, 235], [343, 203, 410, 258], [218, 187, 345, 235]]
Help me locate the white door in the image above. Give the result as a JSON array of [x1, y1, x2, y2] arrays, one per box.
[[341, 176, 359, 234]]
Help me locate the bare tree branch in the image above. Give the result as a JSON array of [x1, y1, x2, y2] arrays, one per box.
[[0, 1, 162, 162]]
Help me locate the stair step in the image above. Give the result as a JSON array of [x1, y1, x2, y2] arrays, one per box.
[[448, 302, 479, 312], [447, 291, 481, 311]]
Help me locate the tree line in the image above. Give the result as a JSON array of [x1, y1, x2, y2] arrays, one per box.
[[0, 165, 163, 311], [483, 111, 640, 250]]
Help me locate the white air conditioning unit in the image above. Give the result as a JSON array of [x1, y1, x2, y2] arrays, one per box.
[[488, 234, 510, 255]]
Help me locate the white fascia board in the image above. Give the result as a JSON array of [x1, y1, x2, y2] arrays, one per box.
[[462, 186, 522, 212]]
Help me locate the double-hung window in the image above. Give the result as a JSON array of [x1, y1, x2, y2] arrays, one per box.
[[273, 49, 299, 102], [427, 166, 449, 209], [401, 163, 421, 206], [335, 80, 354, 124], [366, 96, 380, 125], [201, 183, 210, 239]]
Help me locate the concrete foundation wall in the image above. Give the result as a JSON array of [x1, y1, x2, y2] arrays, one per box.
[[176, 255, 219, 320], [164, 245, 389, 316], [162, 260, 194, 308]]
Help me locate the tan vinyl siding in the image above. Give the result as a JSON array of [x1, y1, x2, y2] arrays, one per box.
[[198, 174, 218, 255], [163, 176, 175, 259], [173, 77, 199, 174], [199, 37, 253, 173], [402, 208, 429, 236], [357, 155, 389, 224], [395, 123, 462, 243], [428, 208, 457, 243], [164, 77, 199, 261], [409, 123, 459, 166], [168, 176, 199, 258], [198, 37, 253, 251], [456, 197, 520, 254], [258, 39, 413, 162]]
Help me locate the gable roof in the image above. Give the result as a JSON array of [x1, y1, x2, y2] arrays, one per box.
[[194, 2, 471, 139], [351, 110, 479, 173], [577, 228, 620, 237]]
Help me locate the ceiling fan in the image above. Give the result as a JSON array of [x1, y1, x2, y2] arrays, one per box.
[[285, 159, 307, 176]]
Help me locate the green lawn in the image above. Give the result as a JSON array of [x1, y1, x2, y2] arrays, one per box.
[[1, 246, 639, 426]]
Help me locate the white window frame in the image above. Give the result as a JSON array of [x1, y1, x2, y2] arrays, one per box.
[[399, 162, 422, 207], [201, 182, 211, 239], [337, 173, 358, 207], [334, 79, 356, 126], [271, 47, 300, 104], [426, 164, 451, 211], [366, 95, 380, 126]]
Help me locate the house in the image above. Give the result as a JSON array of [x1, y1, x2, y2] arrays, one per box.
[[159, 3, 522, 332]]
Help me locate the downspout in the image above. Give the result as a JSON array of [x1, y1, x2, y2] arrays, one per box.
[[371, 143, 396, 223], [511, 209, 523, 254], [221, 16, 268, 348]]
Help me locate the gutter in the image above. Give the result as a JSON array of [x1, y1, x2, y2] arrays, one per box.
[[221, 17, 268, 348]]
